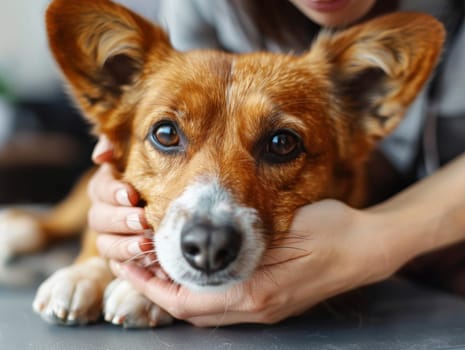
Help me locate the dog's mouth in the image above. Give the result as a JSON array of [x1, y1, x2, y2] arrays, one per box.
[[201, 280, 226, 287], [179, 269, 243, 290], [153, 178, 265, 291]]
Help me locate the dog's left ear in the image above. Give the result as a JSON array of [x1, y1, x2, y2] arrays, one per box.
[[308, 12, 445, 159], [46, 0, 172, 135]]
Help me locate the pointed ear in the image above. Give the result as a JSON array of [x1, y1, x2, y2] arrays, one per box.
[[308, 12, 445, 159], [46, 0, 172, 134]]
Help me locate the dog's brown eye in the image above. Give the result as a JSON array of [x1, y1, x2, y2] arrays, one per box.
[[149, 121, 184, 153], [269, 132, 298, 156], [263, 129, 303, 164], [154, 124, 179, 147]]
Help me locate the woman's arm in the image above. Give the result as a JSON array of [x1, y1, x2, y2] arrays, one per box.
[[370, 152, 465, 265]]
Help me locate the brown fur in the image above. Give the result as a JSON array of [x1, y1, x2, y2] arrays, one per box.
[[26, 0, 445, 302]]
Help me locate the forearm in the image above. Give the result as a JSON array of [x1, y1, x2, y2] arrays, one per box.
[[370, 152, 465, 266]]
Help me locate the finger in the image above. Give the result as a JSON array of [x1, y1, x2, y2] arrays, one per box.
[[111, 262, 241, 319], [88, 203, 148, 234], [88, 164, 139, 206], [96, 234, 153, 261], [92, 135, 114, 164]]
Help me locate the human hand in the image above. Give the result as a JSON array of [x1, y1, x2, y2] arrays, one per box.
[[107, 199, 402, 327], [89, 136, 150, 261]]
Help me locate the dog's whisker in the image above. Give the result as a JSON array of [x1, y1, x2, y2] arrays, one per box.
[[166, 280, 181, 299], [139, 249, 157, 254], [262, 250, 313, 267], [141, 259, 159, 268], [262, 252, 280, 259], [273, 229, 314, 237], [269, 239, 310, 246], [321, 300, 347, 321], [261, 266, 279, 287], [102, 236, 144, 259], [267, 245, 310, 253], [271, 234, 311, 241], [138, 242, 155, 247], [212, 293, 231, 331], [270, 242, 310, 248], [122, 251, 151, 265]]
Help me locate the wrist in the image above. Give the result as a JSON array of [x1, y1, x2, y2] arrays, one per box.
[[349, 208, 405, 285], [346, 204, 432, 286], [368, 154, 465, 262], [368, 206, 425, 275], [365, 194, 455, 279]]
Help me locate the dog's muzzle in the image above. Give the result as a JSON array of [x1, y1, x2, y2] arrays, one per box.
[[154, 178, 265, 290]]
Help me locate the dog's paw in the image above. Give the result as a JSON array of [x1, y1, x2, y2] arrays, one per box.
[[0, 210, 43, 262], [32, 257, 113, 326], [103, 278, 173, 328]]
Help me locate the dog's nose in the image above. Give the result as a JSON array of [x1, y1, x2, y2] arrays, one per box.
[[180, 222, 242, 274]]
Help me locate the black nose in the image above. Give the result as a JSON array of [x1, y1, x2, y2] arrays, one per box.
[[180, 222, 242, 274]]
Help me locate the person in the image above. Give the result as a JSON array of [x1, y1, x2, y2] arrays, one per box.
[[88, 0, 465, 326]]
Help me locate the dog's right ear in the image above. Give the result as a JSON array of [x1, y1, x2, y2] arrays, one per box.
[[46, 0, 172, 134]]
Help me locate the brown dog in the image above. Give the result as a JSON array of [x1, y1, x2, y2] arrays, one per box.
[[0, 0, 444, 327]]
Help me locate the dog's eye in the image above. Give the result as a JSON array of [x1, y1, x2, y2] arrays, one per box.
[[154, 124, 179, 146], [149, 121, 183, 153], [263, 129, 303, 164]]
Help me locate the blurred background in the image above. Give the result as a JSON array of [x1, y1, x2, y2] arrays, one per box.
[[0, 0, 160, 205], [0, 0, 93, 204]]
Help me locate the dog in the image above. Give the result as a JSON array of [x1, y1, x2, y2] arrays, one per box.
[[0, 0, 444, 327]]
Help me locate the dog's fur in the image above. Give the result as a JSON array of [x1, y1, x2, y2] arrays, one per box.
[[0, 0, 444, 327]]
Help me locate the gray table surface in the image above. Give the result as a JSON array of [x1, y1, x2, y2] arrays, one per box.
[[2, 276, 465, 350]]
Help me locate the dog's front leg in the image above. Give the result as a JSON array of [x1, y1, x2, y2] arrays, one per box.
[[103, 278, 173, 328], [32, 229, 113, 325]]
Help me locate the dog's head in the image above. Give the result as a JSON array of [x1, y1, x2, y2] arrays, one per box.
[[46, 0, 444, 290]]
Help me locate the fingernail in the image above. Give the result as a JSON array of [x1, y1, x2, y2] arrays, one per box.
[[92, 136, 113, 162], [116, 188, 132, 206], [110, 260, 123, 276], [128, 240, 142, 255], [91, 142, 104, 160], [126, 213, 143, 231]]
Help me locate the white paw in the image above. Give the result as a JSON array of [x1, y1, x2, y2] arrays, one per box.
[[103, 278, 173, 328], [0, 210, 43, 262], [33, 257, 113, 325]]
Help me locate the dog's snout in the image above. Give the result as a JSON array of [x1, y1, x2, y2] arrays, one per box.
[[180, 222, 242, 274]]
